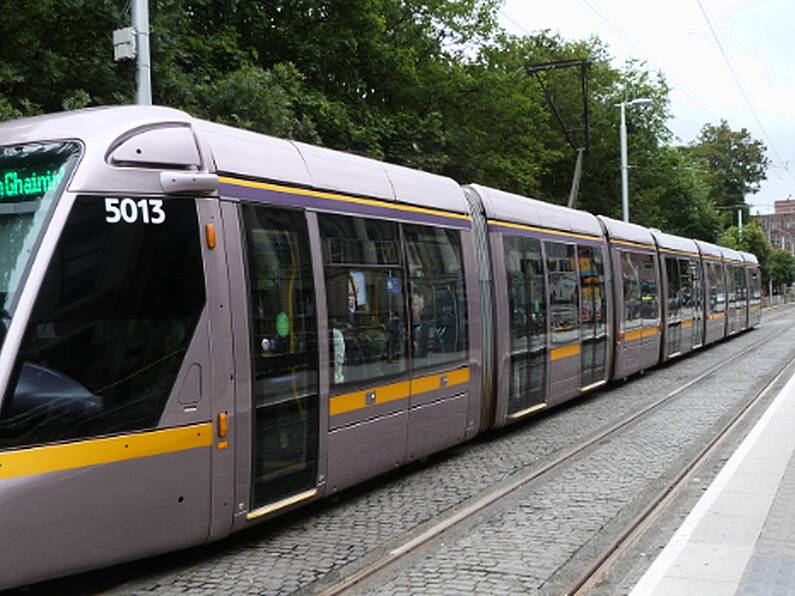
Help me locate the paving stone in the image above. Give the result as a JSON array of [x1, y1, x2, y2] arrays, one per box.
[[106, 312, 795, 595]]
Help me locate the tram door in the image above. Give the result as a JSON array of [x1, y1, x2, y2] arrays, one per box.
[[241, 205, 319, 510], [504, 236, 547, 416], [578, 245, 608, 389]]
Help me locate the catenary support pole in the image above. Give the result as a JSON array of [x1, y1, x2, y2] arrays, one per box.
[[132, 0, 152, 105], [619, 103, 629, 222]]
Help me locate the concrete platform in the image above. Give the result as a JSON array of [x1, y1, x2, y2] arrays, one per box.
[[631, 369, 795, 596]]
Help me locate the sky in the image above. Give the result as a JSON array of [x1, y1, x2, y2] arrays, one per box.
[[498, 0, 795, 215]]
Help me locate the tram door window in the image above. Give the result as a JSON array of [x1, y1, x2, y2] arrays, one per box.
[[319, 215, 407, 388], [687, 259, 704, 347], [621, 251, 642, 337], [665, 257, 682, 356], [504, 236, 547, 415], [403, 225, 468, 371], [734, 267, 747, 326], [0, 196, 205, 449], [547, 242, 580, 347], [578, 245, 607, 387], [241, 205, 319, 508], [546, 241, 581, 395], [706, 262, 726, 334], [727, 266, 738, 331]]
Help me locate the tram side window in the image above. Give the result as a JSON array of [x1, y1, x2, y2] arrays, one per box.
[[687, 259, 703, 313], [0, 196, 205, 450], [578, 245, 607, 336], [404, 225, 468, 370], [319, 214, 407, 387], [666, 257, 681, 320], [677, 258, 696, 320], [546, 242, 579, 346], [707, 263, 725, 312], [750, 269, 762, 301], [621, 251, 642, 330], [638, 253, 658, 327], [734, 267, 747, 303]]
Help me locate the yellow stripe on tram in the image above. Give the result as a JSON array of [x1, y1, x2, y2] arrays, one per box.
[[219, 177, 472, 223], [551, 343, 581, 361], [0, 422, 213, 481], [330, 367, 471, 416]]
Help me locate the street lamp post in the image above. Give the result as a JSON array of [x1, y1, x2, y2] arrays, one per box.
[[616, 98, 652, 222]]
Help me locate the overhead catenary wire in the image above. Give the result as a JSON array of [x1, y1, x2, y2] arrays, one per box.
[[695, 0, 795, 184], [501, 4, 719, 125], [575, 0, 720, 124]]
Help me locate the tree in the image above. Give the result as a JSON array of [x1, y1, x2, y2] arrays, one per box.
[[767, 248, 795, 293], [686, 120, 770, 225], [719, 221, 771, 266]]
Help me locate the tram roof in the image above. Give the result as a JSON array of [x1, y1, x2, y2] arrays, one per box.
[[597, 216, 655, 248], [466, 184, 603, 238], [719, 245, 744, 264], [694, 239, 724, 259], [740, 251, 759, 266], [649, 229, 699, 255], [0, 105, 469, 215]]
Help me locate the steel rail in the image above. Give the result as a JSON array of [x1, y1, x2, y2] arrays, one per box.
[[319, 315, 793, 596], [565, 331, 795, 595]]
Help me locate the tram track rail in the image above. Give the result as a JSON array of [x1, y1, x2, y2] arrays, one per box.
[[565, 331, 795, 594], [317, 310, 795, 596]]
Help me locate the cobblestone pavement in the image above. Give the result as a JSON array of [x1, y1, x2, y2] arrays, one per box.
[[356, 313, 795, 595], [64, 306, 795, 595]]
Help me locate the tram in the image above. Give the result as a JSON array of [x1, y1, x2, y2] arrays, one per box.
[[0, 106, 761, 588]]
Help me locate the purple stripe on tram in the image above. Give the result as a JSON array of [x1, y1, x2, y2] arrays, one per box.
[[220, 182, 471, 229], [487, 223, 604, 247]]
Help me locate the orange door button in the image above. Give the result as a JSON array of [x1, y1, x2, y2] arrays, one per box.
[[217, 411, 229, 438]]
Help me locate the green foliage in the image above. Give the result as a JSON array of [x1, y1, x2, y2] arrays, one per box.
[[767, 248, 795, 293], [720, 221, 773, 284], [685, 120, 770, 227], [0, 0, 771, 245]]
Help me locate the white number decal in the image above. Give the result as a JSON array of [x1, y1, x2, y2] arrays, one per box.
[[104, 198, 121, 223], [149, 199, 166, 224], [120, 198, 137, 223], [105, 198, 167, 224]]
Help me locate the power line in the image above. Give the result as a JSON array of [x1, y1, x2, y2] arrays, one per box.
[[576, 0, 720, 123], [695, 0, 795, 183]]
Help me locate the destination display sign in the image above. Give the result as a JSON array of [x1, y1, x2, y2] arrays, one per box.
[[0, 168, 65, 199]]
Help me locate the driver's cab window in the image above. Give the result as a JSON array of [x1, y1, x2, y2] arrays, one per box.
[[0, 196, 205, 450]]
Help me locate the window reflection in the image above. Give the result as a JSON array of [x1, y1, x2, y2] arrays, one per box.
[[546, 242, 579, 346], [320, 215, 406, 388], [404, 225, 468, 371]]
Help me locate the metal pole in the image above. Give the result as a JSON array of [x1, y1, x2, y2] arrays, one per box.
[[132, 0, 152, 105], [738, 208, 743, 240], [620, 102, 629, 222]]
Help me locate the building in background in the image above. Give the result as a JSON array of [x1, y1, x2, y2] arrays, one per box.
[[756, 199, 795, 254]]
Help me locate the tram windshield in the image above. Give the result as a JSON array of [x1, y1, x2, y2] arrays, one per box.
[[0, 141, 80, 347]]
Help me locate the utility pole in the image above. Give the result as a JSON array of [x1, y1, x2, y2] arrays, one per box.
[[615, 98, 652, 222], [132, 0, 152, 105], [114, 0, 152, 105]]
